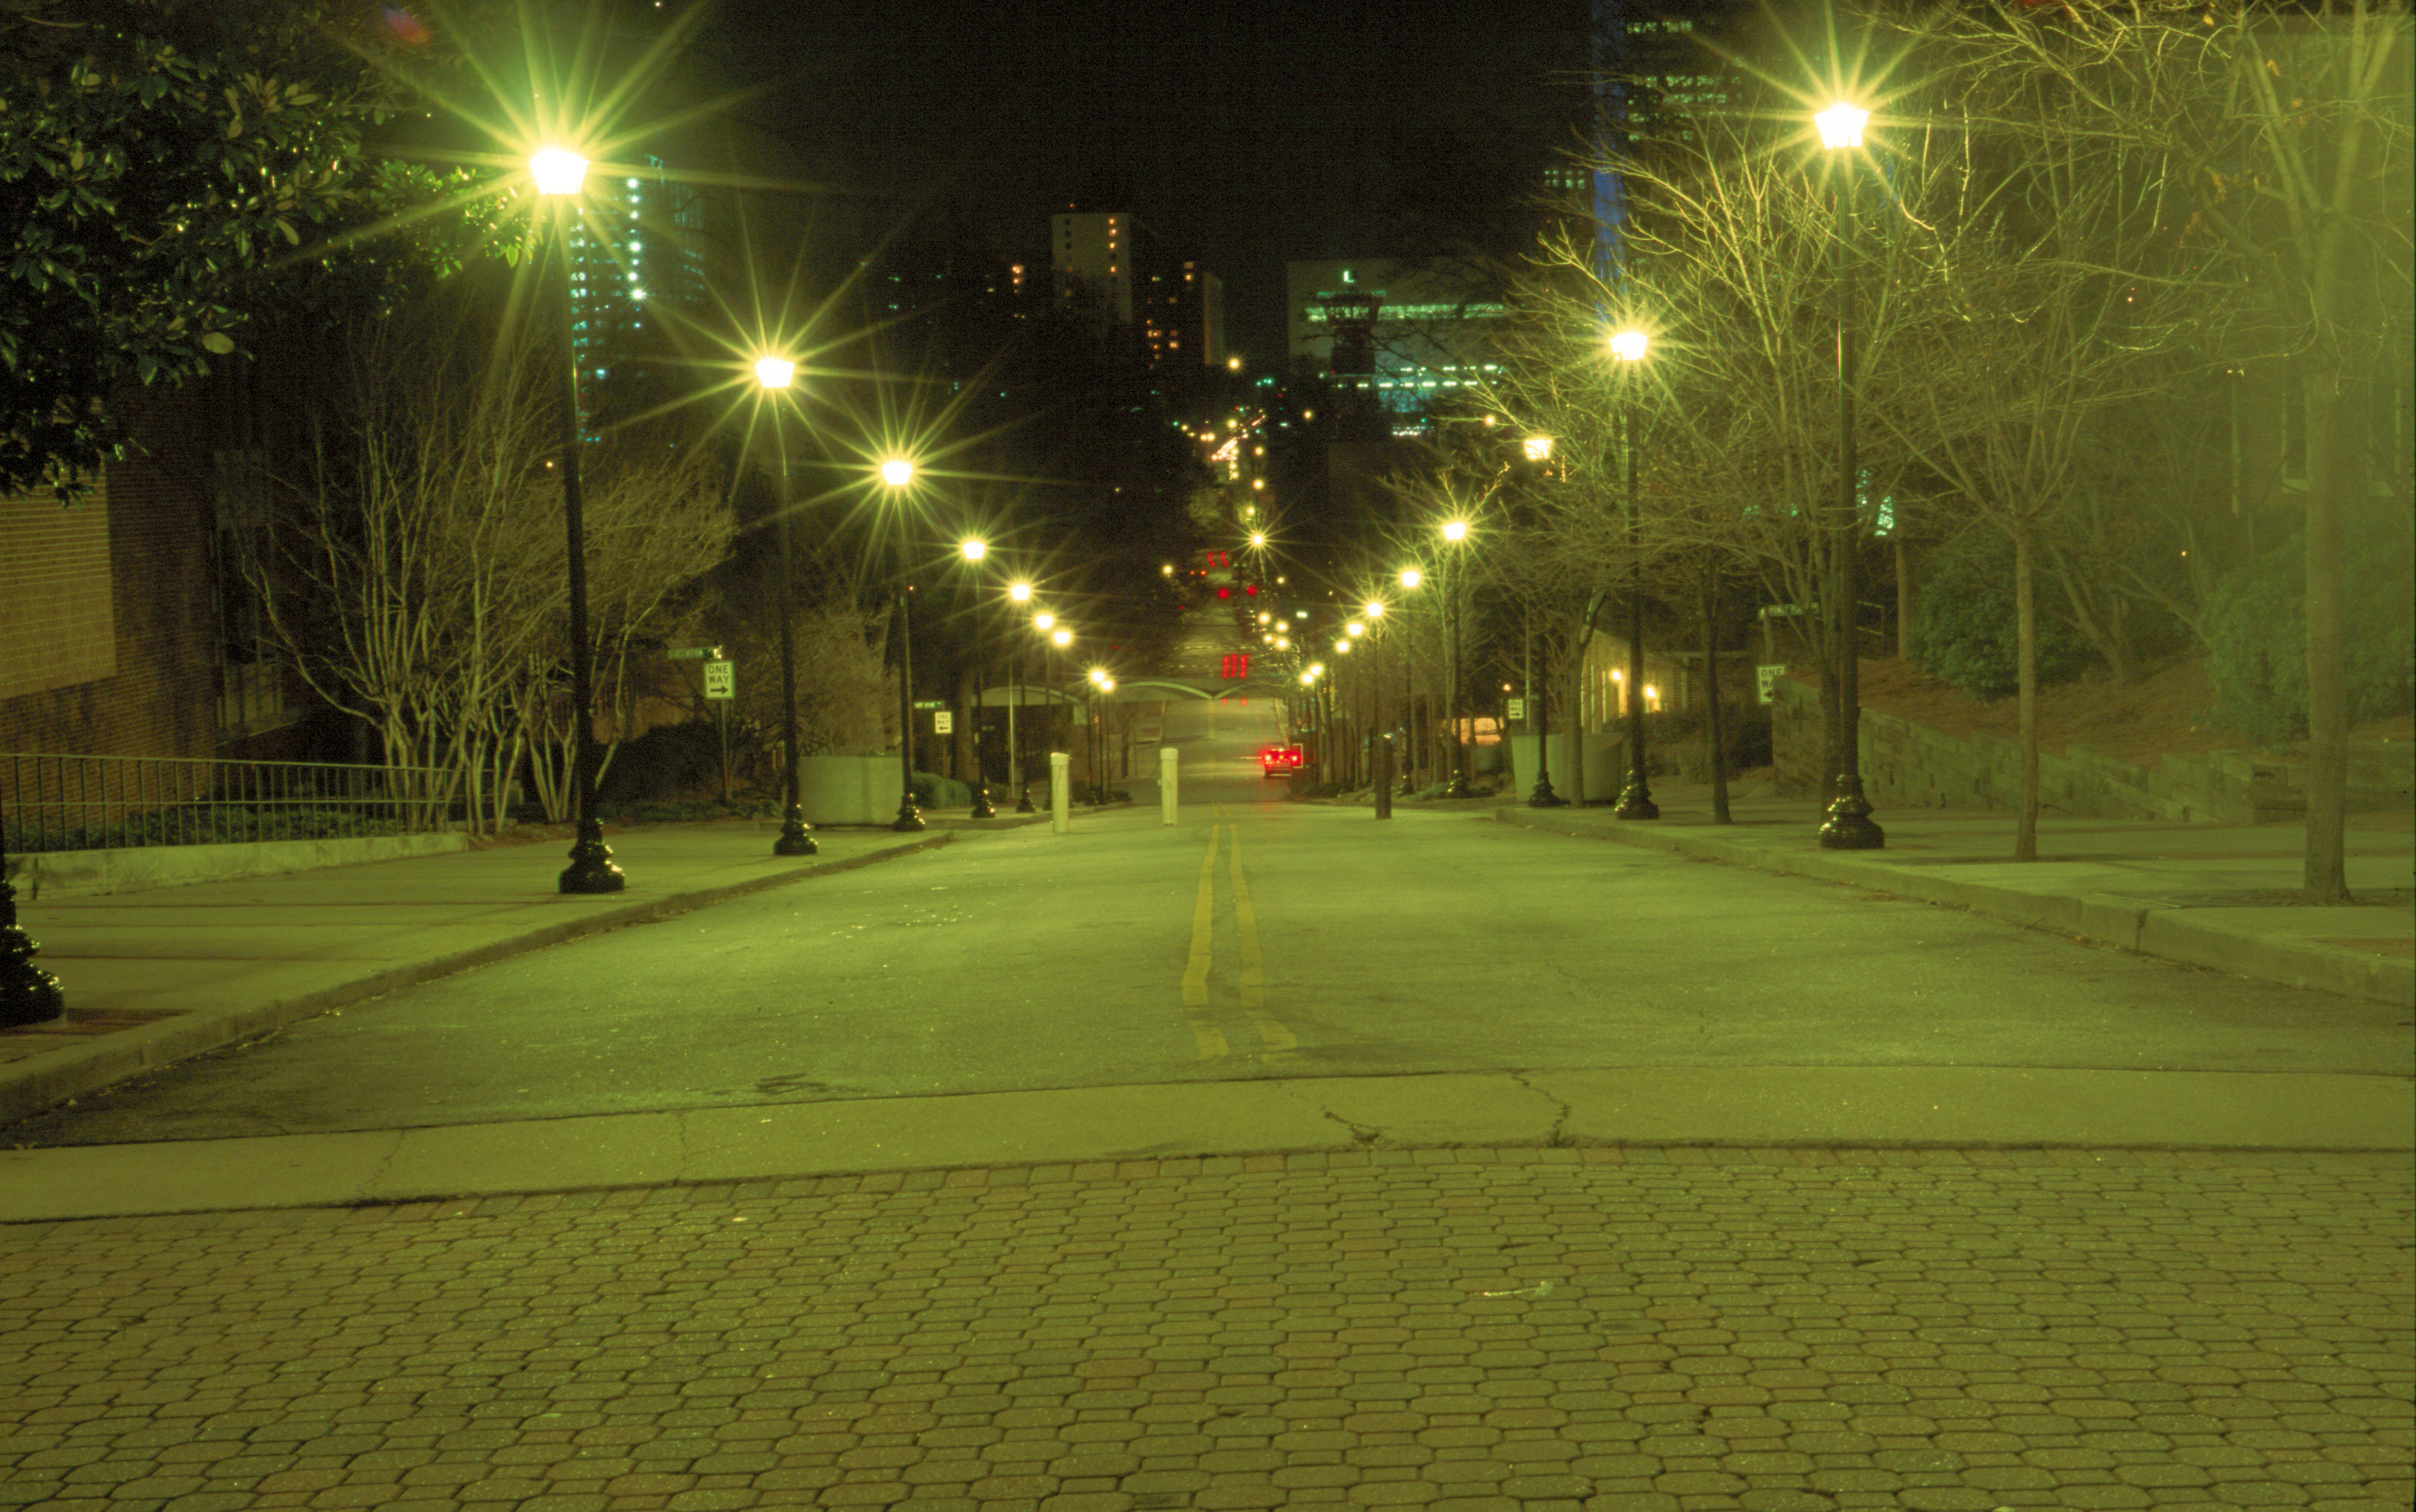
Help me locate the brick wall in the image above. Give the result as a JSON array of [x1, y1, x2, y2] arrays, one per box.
[[0, 389, 218, 761], [0, 490, 117, 700]]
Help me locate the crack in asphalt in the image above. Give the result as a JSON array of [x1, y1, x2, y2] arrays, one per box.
[[1270, 1078, 1385, 1148], [1505, 1069, 1575, 1147]]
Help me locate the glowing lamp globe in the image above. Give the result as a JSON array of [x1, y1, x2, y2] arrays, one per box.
[[529, 148, 589, 195]]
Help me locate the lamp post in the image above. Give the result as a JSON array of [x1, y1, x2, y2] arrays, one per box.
[[1048, 623, 1067, 787], [1009, 583, 1034, 812], [879, 457, 925, 833], [1397, 567, 1423, 794], [1608, 327, 1658, 821], [1440, 521, 1473, 797], [958, 538, 996, 819], [752, 357, 818, 857], [1816, 100, 1883, 850], [1084, 666, 1111, 803], [533, 147, 626, 892]]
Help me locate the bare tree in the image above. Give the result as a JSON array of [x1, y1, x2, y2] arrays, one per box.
[[251, 303, 733, 831], [1872, 0, 2414, 897]]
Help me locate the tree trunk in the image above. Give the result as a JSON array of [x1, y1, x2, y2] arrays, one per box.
[[2301, 366, 2352, 903], [1704, 564, 1730, 824], [2015, 521, 2040, 863], [1894, 537, 1916, 661]]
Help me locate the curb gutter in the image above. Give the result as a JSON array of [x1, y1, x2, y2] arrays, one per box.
[[0, 833, 956, 1129], [1492, 806, 2412, 1006]]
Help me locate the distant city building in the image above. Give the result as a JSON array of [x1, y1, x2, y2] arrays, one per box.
[[1284, 260, 1507, 432], [567, 156, 707, 420], [1051, 209, 1225, 369]]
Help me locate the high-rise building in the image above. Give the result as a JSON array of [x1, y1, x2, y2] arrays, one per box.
[[566, 156, 707, 420], [1050, 210, 1142, 326], [1052, 209, 1225, 370]]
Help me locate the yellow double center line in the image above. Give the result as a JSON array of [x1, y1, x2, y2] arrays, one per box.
[[1182, 811, 1296, 1063]]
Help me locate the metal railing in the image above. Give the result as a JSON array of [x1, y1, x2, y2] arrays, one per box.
[[1, 752, 454, 854]]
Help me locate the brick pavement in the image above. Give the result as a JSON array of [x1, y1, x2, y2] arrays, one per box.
[[1, 1147, 2408, 1512]]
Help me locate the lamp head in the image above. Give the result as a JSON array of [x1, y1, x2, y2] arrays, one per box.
[[529, 148, 588, 195], [1523, 435, 1554, 462], [1051, 628, 1072, 648], [1609, 328, 1648, 363], [879, 457, 915, 488], [1816, 101, 1869, 150], [1441, 520, 1469, 544], [1364, 601, 1383, 618], [752, 356, 795, 391], [959, 538, 986, 563], [1399, 566, 1423, 589], [1009, 581, 1032, 603]]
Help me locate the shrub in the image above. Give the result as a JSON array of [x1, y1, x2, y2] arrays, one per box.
[[2201, 519, 2415, 743], [1916, 529, 2095, 698]]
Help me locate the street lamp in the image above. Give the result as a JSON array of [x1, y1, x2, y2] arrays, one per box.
[[1818, 100, 1883, 850], [1008, 583, 1034, 812], [752, 356, 816, 857], [534, 145, 625, 893], [878, 457, 925, 833], [1610, 327, 1658, 822], [1439, 521, 1473, 797], [959, 538, 995, 819], [1396, 567, 1425, 794]]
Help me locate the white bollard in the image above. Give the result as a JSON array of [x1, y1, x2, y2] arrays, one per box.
[[1049, 752, 1071, 833], [1160, 746, 1179, 825]]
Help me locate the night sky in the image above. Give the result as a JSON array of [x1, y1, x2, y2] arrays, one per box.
[[710, 0, 1594, 358]]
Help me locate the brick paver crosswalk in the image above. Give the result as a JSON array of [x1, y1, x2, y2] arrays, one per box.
[[2, 1147, 2408, 1511]]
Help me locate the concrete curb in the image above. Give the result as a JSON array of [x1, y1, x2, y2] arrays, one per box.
[[1492, 806, 2414, 1005], [0, 833, 956, 1128]]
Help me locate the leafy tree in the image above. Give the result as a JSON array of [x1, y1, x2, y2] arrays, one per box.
[[0, 0, 483, 496]]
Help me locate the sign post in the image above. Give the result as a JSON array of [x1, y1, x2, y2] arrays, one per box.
[[1159, 746, 1177, 825], [700, 657, 736, 802]]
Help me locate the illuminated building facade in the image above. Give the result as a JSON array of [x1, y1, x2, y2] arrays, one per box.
[[1284, 260, 1507, 432]]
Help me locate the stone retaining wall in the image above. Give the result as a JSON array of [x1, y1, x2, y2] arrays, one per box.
[[1769, 673, 2412, 824]]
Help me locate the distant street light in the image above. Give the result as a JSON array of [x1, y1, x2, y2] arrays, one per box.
[[534, 145, 624, 893], [1440, 521, 1473, 798], [1609, 327, 1658, 822], [1817, 100, 1883, 850], [752, 355, 817, 858], [878, 459, 925, 832], [1008, 583, 1034, 811], [960, 539, 995, 819]]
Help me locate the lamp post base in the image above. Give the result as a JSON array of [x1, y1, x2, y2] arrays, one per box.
[[0, 884, 64, 1027], [892, 791, 926, 832], [970, 783, 996, 819], [1613, 776, 1659, 820], [1529, 779, 1568, 808], [1014, 783, 1035, 814], [559, 820, 626, 893], [772, 805, 817, 856], [1818, 777, 1885, 850]]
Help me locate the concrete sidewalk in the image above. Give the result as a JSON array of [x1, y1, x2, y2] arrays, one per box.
[[1468, 785, 2414, 1007], [0, 817, 1027, 1127]]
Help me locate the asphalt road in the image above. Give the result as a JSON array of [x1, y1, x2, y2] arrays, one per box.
[[10, 691, 2406, 1151]]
